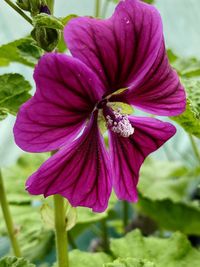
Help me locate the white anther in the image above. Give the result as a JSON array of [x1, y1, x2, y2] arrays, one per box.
[[106, 111, 134, 138]]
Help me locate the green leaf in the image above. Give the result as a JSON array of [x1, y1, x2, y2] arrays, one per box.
[[172, 100, 200, 138], [33, 14, 64, 30], [0, 73, 31, 120], [170, 81, 200, 139], [110, 230, 200, 267], [137, 195, 200, 235], [167, 50, 200, 138], [138, 159, 191, 202], [0, 38, 43, 67], [69, 250, 112, 267], [0, 256, 35, 267], [104, 258, 156, 267]]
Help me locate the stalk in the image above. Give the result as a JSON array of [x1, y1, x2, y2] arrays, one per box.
[[4, 0, 32, 25], [122, 201, 129, 231], [95, 0, 101, 17], [101, 219, 109, 252], [189, 134, 200, 163], [54, 194, 69, 267], [0, 170, 22, 257]]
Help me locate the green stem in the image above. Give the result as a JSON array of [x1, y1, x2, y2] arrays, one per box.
[[95, 0, 101, 17], [189, 134, 200, 163], [101, 0, 109, 18], [4, 0, 32, 25], [0, 170, 22, 257], [122, 201, 129, 231], [101, 219, 109, 252], [54, 195, 69, 267]]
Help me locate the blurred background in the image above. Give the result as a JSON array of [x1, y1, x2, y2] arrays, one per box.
[[0, 0, 200, 168]]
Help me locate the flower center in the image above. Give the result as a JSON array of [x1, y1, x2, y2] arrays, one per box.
[[105, 109, 134, 138]]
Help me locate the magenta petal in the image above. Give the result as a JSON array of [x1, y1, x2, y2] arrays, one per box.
[[64, 0, 163, 94], [26, 113, 112, 212], [109, 116, 176, 202], [14, 53, 104, 152], [113, 42, 186, 116]]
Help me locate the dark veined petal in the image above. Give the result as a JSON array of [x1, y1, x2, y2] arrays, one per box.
[[64, 0, 163, 95], [112, 42, 186, 116], [109, 116, 176, 202], [14, 53, 105, 152], [26, 112, 112, 212]]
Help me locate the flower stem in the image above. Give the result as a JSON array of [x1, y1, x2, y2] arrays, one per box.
[[101, 0, 110, 18], [95, 0, 101, 17], [101, 219, 109, 252], [0, 170, 22, 257], [54, 194, 69, 267], [122, 201, 129, 231], [4, 0, 32, 25], [189, 134, 200, 163]]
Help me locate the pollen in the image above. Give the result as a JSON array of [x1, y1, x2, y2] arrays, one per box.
[[106, 109, 134, 138]]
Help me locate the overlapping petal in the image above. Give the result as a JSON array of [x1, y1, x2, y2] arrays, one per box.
[[14, 53, 105, 152], [64, 0, 163, 95], [26, 112, 112, 212], [111, 42, 186, 116], [109, 116, 176, 202]]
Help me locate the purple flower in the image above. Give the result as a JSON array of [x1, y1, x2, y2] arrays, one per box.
[[14, 0, 186, 212]]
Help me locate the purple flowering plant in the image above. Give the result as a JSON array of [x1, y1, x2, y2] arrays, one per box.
[[5, 0, 200, 266], [14, 0, 186, 212]]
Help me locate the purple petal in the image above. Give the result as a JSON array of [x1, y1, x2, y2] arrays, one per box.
[[64, 0, 163, 95], [26, 112, 112, 212], [112, 42, 186, 116], [109, 116, 176, 202], [14, 53, 104, 152]]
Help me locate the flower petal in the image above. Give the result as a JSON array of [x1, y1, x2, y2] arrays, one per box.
[[112, 42, 186, 116], [14, 53, 104, 152], [109, 116, 176, 202], [64, 0, 163, 95], [26, 112, 112, 212]]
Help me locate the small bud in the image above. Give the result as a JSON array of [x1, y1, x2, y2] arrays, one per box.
[[31, 27, 60, 52], [30, 0, 42, 16], [40, 5, 51, 14]]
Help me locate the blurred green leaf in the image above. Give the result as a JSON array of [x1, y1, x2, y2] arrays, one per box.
[[0, 256, 35, 267], [0, 38, 42, 67], [137, 196, 200, 235], [104, 258, 156, 267], [138, 160, 191, 202], [0, 153, 53, 261], [0, 73, 31, 121], [110, 229, 200, 267], [69, 250, 112, 267]]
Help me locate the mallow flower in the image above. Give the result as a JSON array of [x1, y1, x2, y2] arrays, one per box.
[[14, 0, 186, 212]]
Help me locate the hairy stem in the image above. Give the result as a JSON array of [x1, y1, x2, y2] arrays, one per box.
[[4, 0, 32, 25], [54, 194, 69, 267], [189, 134, 200, 163], [95, 0, 101, 17], [0, 170, 22, 257]]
